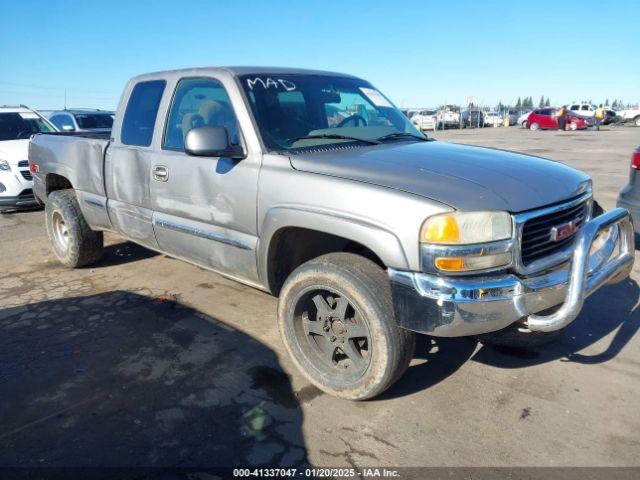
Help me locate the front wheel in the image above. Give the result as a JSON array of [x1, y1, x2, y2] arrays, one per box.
[[529, 122, 539, 131], [277, 253, 415, 400], [634, 116, 640, 127], [570, 122, 578, 131], [45, 189, 103, 268]]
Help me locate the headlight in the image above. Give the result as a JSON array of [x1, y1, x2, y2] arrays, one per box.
[[420, 211, 513, 273], [420, 211, 512, 244], [0, 160, 10, 171]]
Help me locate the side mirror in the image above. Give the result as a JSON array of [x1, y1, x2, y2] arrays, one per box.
[[62, 124, 75, 132], [184, 126, 245, 159]]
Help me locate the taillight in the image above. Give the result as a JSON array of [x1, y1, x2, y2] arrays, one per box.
[[29, 163, 39, 173], [632, 150, 640, 170]]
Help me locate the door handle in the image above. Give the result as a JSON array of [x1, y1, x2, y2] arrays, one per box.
[[152, 165, 169, 182]]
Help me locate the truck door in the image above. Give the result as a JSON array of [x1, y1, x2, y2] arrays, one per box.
[[148, 76, 261, 285], [104, 79, 166, 249]]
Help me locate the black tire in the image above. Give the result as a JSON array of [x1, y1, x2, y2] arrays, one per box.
[[45, 189, 103, 268], [476, 321, 561, 348], [277, 252, 415, 400]]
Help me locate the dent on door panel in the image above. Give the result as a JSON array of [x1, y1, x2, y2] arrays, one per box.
[[108, 200, 159, 248], [106, 148, 150, 206], [152, 212, 260, 284], [105, 146, 160, 249]]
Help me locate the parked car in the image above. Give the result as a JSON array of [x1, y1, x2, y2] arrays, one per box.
[[617, 146, 640, 232], [436, 105, 461, 129], [400, 109, 420, 120], [0, 105, 57, 212], [568, 103, 598, 118], [29, 66, 634, 400], [602, 109, 622, 125], [411, 109, 437, 131], [483, 111, 503, 127], [461, 109, 484, 128], [48, 109, 114, 133], [526, 108, 588, 131], [507, 108, 531, 126], [516, 109, 533, 128], [617, 108, 640, 127]]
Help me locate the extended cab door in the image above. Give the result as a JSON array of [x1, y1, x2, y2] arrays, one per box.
[[148, 75, 261, 285], [104, 79, 166, 249]]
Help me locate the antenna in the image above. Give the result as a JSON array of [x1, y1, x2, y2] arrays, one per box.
[[64, 89, 67, 110]]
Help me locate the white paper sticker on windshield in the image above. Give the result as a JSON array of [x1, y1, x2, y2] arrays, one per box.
[[18, 112, 38, 119], [359, 87, 393, 108]]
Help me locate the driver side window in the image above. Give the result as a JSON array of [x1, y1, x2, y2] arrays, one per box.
[[163, 77, 239, 151]]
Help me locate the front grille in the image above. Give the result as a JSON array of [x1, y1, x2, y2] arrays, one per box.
[[20, 170, 32, 181], [17, 160, 28, 168], [520, 200, 588, 265]]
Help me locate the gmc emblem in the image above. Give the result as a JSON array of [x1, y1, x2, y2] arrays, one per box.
[[550, 219, 578, 242]]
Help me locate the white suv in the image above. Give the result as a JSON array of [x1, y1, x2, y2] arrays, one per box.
[[568, 103, 598, 117], [0, 105, 57, 212]]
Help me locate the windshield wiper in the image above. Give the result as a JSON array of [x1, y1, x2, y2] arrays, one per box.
[[286, 133, 380, 145], [376, 132, 430, 142]]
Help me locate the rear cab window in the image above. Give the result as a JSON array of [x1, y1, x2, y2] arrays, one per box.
[[121, 80, 166, 146]]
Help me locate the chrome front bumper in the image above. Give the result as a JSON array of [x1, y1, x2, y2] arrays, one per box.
[[389, 208, 635, 337]]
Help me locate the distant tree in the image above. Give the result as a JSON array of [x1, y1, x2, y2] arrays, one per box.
[[516, 97, 522, 108], [605, 98, 610, 106], [525, 96, 534, 107], [545, 97, 551, 107], [539, 96, 545, 108]]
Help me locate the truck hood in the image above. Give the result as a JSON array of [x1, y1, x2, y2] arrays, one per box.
[[0, 140, 29, 166], [289, 141, 591, 212]]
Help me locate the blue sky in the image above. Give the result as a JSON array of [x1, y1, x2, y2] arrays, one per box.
[[1, 0, 637, 110]]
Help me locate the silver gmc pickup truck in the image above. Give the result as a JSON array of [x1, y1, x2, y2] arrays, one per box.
[[29, 67, 634, 400]]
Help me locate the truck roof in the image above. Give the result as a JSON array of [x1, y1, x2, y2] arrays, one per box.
[[129, 66, 361, 83]]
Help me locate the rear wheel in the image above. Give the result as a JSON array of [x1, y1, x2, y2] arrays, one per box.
[[634, 116, 640, 127], [45, 189, 103, 268], [570, 121, 578, 131], [277, 253, 415, 400]]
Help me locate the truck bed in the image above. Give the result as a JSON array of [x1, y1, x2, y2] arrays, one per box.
[[29, 132, 110, 199]]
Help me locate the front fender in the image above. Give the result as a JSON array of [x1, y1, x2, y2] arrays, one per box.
[[257, 205, 410, 286]]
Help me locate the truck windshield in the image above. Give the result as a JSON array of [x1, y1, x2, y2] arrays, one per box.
[[75, 114, 113, 129], [239, 74, 424, 151], [0, 112, 55, 141]]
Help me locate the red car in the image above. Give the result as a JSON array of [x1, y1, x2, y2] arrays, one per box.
[[526, 107, 588, 131]]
